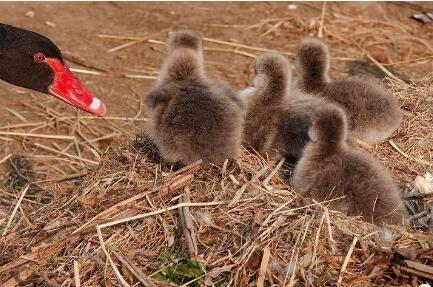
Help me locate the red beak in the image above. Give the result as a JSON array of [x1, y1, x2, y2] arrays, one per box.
[[45, 58, 106, 116]]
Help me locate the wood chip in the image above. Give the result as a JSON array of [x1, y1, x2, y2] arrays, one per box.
[[2, 184, 30, 236], [256, 245, 271, 287], [337, 236, 358, 286], [178, 193, 198, 257], [405, 260, 433, 275], [74, 261, 81, 287]]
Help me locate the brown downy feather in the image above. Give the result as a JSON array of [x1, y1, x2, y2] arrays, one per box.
[[166, 29, 202, 54], [241, 52, 327, 160], [142, 30, 243, 166], [292, 104, 408, 225], [294, 37, 330, 94], [294, 37, 402, 144], [309, 103, 348, 154]]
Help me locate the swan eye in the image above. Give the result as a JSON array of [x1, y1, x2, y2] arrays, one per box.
[[33, 53, 46, 63]]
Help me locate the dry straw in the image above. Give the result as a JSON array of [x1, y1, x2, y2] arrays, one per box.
[[1, 132, 432, 285]]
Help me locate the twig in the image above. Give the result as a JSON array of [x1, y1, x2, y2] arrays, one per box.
[[318, 1, 327, 38], [88, 133, 119, 143], [286, 218, 313, 287], [124, 74, 157, 80], [259, 199, 295, 237], [260, 21, 284, 38], [337, 236, 358, 286], [366, 54, 406, 84], [106, 28, 170, 53], [68, 68, 103, 76], [96, 227, 131, 287], [324, 209, 336, 254], [0, 122, 45, 130], [262, 157, 286, 190], [98, 201, 226, 230], [203, 37, 293, 55], [275, 195, 347, 216], [19, 205, 35, 229], [33, 142, 99, 165], [98, 34, 144, 40], [228, 163, 271, 207], [312, 199, 336, 253], [388, 140, 431, 166], [0, 131, 75, 140], [178, 194, 198, 257], [2, 184, 30, 236], [354, 138, 374, 149], [0, 154, 13, 165], [30, 155, 86, 167], [69, 68, 157, 80], [63, 51, 108, 72], [207, 23, 248, 28], [61, 116, 148, 122], [405, 260, 433, 275], [172, 159, 202, 176], [310, 213, 326, 273], [178, 271, 211, 287], [107, 41, 141, 53], [399, 266, 433, 281], [4, 108, 27, 122], [256, 245, 271, 287], [111, 250, 157, 287], [74, 261, 81, 287], [383, 55, 433, 66], [205, 47, 256, 58], [99, 33, 280, 53]]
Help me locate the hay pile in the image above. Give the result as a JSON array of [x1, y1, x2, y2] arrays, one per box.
[[0, 76, 432, 286]]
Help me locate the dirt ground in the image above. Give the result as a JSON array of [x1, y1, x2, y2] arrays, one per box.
[[1, 2, 432, 117]]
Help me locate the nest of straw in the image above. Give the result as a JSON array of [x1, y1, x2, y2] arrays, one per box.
[[1, 76, 432, 287]]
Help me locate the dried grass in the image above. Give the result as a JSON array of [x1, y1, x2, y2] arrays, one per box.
[[1, 127, 432, 286], [372, 75, 433, 181]]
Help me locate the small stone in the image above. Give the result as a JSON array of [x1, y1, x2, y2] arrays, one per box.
[[46, 21, 56, 27], [308, 19, 317, 29], [288, 4, 297, 10], [25, 10, 35, 18]]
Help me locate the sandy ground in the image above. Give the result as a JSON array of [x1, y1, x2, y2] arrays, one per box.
[[1, 1, 432, 119]]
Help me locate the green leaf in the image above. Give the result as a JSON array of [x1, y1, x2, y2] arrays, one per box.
[[152, 258, 204, 287]]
